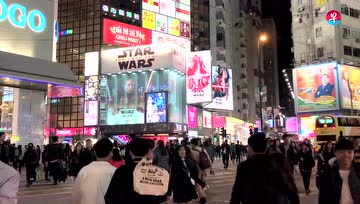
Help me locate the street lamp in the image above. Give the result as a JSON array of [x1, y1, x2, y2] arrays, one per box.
[[258, 33, 268, 132]]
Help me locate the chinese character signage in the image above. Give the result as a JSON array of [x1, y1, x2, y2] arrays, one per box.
[[186, 51, 212, 104], [326, 10, 341, 26], [168, 17, 180, 36], [188, 106, 197, 128], [293, 62, 338, 113], [142, 10, 156, 30], [143, 0, 160, 13], [180, 21, 190, 38], [103, 18, 152, 47], [175, 3, 190, 22], [156, 13, 168, 33], [160, 0, 176, 17]]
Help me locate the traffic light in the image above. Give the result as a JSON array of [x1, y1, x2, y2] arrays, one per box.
[[249, 126, 253, 135], [219, 127, 226, 138]]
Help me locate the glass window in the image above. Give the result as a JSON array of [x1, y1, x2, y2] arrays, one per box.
[[344, 46, 352, 56], [353, 48, 360, 57], [317, 47, 324, 58], [71, 120, 78, 127], [64, 121, 70, 128], [315, 27, 322, 38]]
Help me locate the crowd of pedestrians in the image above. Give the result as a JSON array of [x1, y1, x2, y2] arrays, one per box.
[[1, 130, 360, 204]]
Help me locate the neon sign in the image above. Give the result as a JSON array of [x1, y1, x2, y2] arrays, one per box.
[[326, 10, 341, 26], [0, 0, 47, 32]]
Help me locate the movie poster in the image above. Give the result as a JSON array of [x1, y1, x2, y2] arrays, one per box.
[[145, 92, 167, 123]]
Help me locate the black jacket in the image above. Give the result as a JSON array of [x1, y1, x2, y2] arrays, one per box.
[[79, 148, 96, 168], [169, 159, 198, 203], [105, 161, 167, 204], [279, 144, 296, 164], [318, 163, 360, 204], [23, 149, 39, 165], [45, 143, 64, 162], [297, 150, 315, 171], [230, 154, 299, 204]]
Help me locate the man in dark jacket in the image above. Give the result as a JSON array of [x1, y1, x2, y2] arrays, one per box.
[[230, 133, 299, 204], [0, 132, 9, 164], [105, 138, 168, 204], [45, 136, 64, 185], [79, 139, 96, 169], [318, 139, 360, 204], [279, 134, 297, 174]]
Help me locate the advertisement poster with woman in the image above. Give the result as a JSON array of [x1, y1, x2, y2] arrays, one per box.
[[205, 67, 234, 110], [145, 92, 167, 123], [186, 50, 212, 104], [294, 62, 338, 112], [339, 65, 360, 110]]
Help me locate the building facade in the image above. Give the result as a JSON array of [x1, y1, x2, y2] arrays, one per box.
[[291, 0, 360, 66]]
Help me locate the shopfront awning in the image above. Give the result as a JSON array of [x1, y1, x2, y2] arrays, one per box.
[[0, 51, 80, 90]]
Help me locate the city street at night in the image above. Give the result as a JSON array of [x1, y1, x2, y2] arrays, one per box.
[[18, 160, 318, 204]]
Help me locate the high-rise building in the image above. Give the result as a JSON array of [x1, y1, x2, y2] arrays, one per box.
[[291, 0, 360, 66], [191, 0, 210, 51]]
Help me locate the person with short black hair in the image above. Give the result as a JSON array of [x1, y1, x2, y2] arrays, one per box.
[[0, 132, 9, 164], [73, 138, 116, 204], [105, 138, 168, 204], [318, 138, 360, 204], [79, 139, 96, 169], [230, 133, 299, 204]]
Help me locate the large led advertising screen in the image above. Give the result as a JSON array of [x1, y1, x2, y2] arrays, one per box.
[[186, 51, 212, 104], [145, 92, 167, 123], [339, 65, 360, 110], [99, 69, 186, 125], [294, 62, 338, 112], [102, 18, 152, 47], [205, 67, 234, 110]]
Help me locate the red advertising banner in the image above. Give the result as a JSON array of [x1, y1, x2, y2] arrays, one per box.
[[212, 116, 225, 128], [180, 21, 190, 38], [103, 18, 152, 47]]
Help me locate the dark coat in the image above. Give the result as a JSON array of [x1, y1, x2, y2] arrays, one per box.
[[297, 150, 315, 171], [169, 159, 198, 203], [318, 163, 360, 204], [105, 161, 167, 204], [279, 144, 296, 164], [45, 143, 64, 162], [230, 154, 299, 204], [23, 149, 39, 165], [79, 148, 96, 168]]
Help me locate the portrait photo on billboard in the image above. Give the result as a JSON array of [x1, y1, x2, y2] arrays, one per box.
[[205, 67, 234, 110], [101, 69, 184, 125], [85, 76, 99, 101], [339, 65, 360, 110], [145, 92, 167, 123], [186, 51, 212, 104], [294, 62, 338, 112]]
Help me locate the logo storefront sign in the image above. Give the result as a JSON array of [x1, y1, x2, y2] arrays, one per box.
[[101, 45, 173, 74], [103, 18, 152, 47], [0, 0, 47, 32]]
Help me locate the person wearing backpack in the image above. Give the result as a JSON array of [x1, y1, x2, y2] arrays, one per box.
[[191, 138, 214, 204]]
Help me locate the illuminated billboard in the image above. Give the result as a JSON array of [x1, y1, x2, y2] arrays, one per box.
[[84, 101, 98, 126], [299, 116, 318, 138], [142, 10, 156, 30], [99, 69, 185, 125], [180, 21, 190, 38], [85, 76, 99, 101], [187, 106, 197, 128], [85, 52, 99, 76], [145, 92, 167, 123], [143, 0, 160, 13], [294, 62, 338, 113], [102, 18, 152, 47], [339, 65, 360, 110], [168, 17, 180, 36], [205, 67, 234, 110], [155, 13, 168, 33], [175, 3, 190, 22], [186, 51, 212, 104], [101, 45, 173, 74], [203, 111, 212, 128], [285, 117, 298, 133], [160, 0, 176, 17]]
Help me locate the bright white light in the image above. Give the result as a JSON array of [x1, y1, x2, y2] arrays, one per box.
[[285, 78, 289, 82]]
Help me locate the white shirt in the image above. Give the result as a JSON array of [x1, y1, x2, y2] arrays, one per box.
[[339, 170, 354, 204], [72, 161, 116, 204], [0, 161, 20, 204]]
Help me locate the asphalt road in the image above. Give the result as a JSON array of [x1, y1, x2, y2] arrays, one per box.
[[18, 159, 318, 204]]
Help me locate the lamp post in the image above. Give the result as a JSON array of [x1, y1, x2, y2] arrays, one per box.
[[258, 33, 268, 132]]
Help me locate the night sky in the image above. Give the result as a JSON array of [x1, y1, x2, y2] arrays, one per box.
[[261, 0, 295, 116]]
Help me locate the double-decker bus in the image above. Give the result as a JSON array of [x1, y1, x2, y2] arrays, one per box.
[[315, 115, 360, 148]]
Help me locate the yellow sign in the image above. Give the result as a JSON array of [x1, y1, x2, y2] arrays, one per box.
[[168, 18, 180, 36], [316, 0, 327, 7], [142, 10, 156, 30]]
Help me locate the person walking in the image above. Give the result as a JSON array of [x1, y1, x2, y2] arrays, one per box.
[[22, 143, 39, 187], [0, 132, 9, 164], [79, 139, 96, 169], [105, 138, 168, 204], [45, 136, 65, 185], [280, 134, 297, 174], [0, 161, 20, 204], [35, 145, 41, 163], [153, 140, 170, 172], [191, 138, 214, 204], [230, 133, 299, 204], [73, 138, 116, 204], [169, 145, 200, 204], [12, 145, 21, 171], [297, 143, 315, 195], [64, 143, 72, 168], [221, 140, 231, 169], [17, 145, 23, 174], [42, 145, 49, 181], [69, 143, 83, 179], [109, 148, 125, 168], [203, 140, 215, 164], [318, 138, 360, 204], [267, 139, 282, 155]]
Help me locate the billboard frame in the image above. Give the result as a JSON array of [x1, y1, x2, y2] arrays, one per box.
[[144, 91, 169, 124]]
